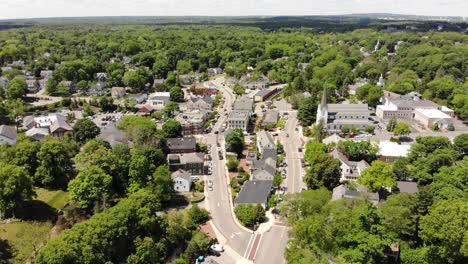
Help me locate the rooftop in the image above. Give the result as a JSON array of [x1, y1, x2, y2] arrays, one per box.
[[0, 125, 17, 140], [378, 141, 411, 157], [233, 96, 253, 111], [228, 110, 250, 120], [235, 180, 273, 205], [166, 137, 197, 150], [328, 103, 369, 113], [395, 181, 419, 194], [415, 108, 452, 119], [171, 169, 192, 182]]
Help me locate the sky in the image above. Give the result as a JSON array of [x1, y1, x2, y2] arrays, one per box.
[[0, 0, 467, 20]]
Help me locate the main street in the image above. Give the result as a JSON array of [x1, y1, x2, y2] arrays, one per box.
[[203, 77, 254, 260], [204, 77, 305, 264]]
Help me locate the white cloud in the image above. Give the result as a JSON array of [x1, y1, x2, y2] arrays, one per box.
[[0, 0, 466, 19]]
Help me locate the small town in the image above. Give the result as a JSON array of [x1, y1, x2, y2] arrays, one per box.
[[0, 3, 467, 264]]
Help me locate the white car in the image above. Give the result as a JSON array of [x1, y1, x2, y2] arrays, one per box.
[[210, 244, 224, 252]]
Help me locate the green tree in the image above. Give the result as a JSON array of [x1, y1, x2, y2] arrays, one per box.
[[163, 101, 179, 118], [233, 83, 245, 95], [169, 86, 184, 102], [0, 164, 35, 217], [358, 160, 396, 191], [226, 156, 239, 172], [305, 153, 341, 190], [341, 125, 350, 134], [162, 119, 182, 138], [225, 129, 244, 156], [34, 138, 77, 187], [5, 77, 27, 99], [393, 122, 411, 137], [338, 141, 378, 163], [380, 193, 419, 243], [453, 133, 468, 155], [365, 125, 375, 134], [356, 84, 383, 107], [68, 165, 112, 209], [188, 204, 210, 225], [73, 118, 100, 144], [419, 200, 467, 263], [386, 117, 397, 132], [123, 70, 146, 92], [234, 204, 266, 227], [297, 97, 317, 126], [278, 189, 331, 225], [184, 231, 211, 263]]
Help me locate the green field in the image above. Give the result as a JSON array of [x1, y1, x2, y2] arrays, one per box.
[[0, 188, 69, 264]]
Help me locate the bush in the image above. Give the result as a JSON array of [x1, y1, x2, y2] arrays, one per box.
[[227, 156, 240, 172], [188, 204, 209, 224], [234, 204, 266, 227]]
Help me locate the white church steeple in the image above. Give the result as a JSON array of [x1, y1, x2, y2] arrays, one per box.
[[316, 84, 328, 125]]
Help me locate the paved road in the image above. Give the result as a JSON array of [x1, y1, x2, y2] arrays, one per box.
[[254, 224, 290, 264], [204, 77, 254, 258], [280, 111, 305, 193]]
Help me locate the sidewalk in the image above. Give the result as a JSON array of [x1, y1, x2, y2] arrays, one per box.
[[256, 209, 276, 234]]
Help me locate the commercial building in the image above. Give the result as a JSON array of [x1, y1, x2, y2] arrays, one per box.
[[227, 110, 250, 131], [167, 152, 205, 175], [166, 137, 197, 154], [175, 110, 208, 136], [234, 180, 273, 209], [377, 141, 411, 162], [376, 91, 455, 129]]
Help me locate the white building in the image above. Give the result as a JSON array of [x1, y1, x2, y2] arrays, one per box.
[[171, 169, 192, 192], [414, 108, 453, 129], [378, 141, 411, 162], [227, 110, 250, 131], [147, 92, 171, 107]]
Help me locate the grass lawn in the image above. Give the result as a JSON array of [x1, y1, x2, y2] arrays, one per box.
[[0, 221, 52, 264], [0, 188, 69, 263], [35, 188, 69, 210]]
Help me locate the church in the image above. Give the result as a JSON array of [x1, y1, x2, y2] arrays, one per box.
[[316, 86, 372, 132]]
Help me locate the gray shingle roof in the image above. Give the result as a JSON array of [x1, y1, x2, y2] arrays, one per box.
[[0, 125, 17, 140], [171, 169, 192, 182], [396, 181, 419, 194], [235, 180, 273, 205]]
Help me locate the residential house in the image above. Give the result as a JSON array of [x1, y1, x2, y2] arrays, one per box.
[[261, 110, 279, 129], [9, 60, 25, 68], [225, 77, 238, 88], [191, 82, 218, 96], [378, 141, 411, 162], [111, 87, 126, 98], [227, 110, 250, 132], [187, 96, 213, 111], [207, 68, 223, 76], [234, 180, 273, 209], [95, 72, 108, 82], [128, 93, 148, 104], [166, 137, 197, 154], [180, 73, 202, 85], [147, 92, 171, 107], [59, 81, 75, 94], [1, 66, 13, 72], [26, 79, 40, 92], [0, 125, 17, 145], [331, 149, 369, 182], [251, 157, 277, 181], [40, 70, 53, 79], [50, 118, 73, 138], [153, 79, 165, 87], [348, 78, 368, 96], [256, 130, 276, 155], [87, 82, 107, 96], [175, 110, 208, 136], [171, 169, 192, 192], [316, 86, 371, 132], [25, 127, 49, 141], [332, 184, 379, 205], [167, 152, 205, 175], [99, 126, 128, 147]]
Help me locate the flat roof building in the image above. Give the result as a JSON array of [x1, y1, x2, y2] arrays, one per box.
[[227, 110, 250, 131]]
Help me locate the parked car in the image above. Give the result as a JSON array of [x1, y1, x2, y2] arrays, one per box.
[[210, 244, 224, 253], [208, 186, 213, 191]]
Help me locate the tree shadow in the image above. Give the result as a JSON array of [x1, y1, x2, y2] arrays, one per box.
[[0, 239, 15, 264], [15, 200, 57, 222]]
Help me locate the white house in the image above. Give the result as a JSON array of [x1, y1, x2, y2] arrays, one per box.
[[0, 125, 17, 145], [171, 169, 192, 192], [147, 92, 171, 107], [378, 141, 411, 162]]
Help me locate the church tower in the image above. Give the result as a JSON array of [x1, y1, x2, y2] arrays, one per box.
[[316, 85, 328, 125]]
